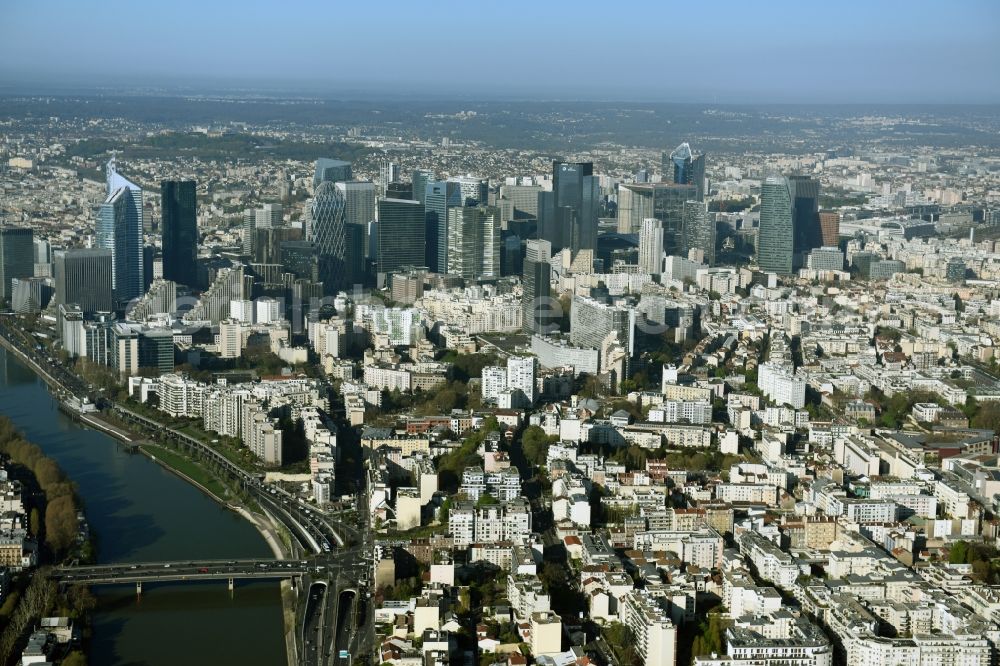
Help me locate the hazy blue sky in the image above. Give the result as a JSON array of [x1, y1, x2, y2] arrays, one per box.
[[2, 0, 998, 102]]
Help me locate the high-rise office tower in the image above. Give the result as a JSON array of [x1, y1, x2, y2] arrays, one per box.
[[100, 157, 144, 304], [313, 158, 352, 188], [161, 181, 197, 286], [819, 212, 840, 248], [543, 162, 599, 253], [789, 175, 821, 269], [379, 159, 400, 196], [758, 176, 794, 275], [344, 223, 366, 287], [335, 181, 377, 257], [451, 176, 489, 206], [242, 210, 256, 255], [681, 200, 715, 266], [446, 206, 501, 281], [522, 239, 552, 334], [616, 183, 696, 254], [500, 184, 544, 222], [32, 238, 51, 277], [665, 142, 706, 201], [309, 182, 347, 295], [0, 226, 34, 303], [377, 198, 425, 276], [256, 203, 283, 229], [386, 182, 412, 201], [280, 240, 318, 282], [424, 181, 463, 273], [638, 219, 664, 275], [411, 170, 435, 206], [54, 248, 114, 314]]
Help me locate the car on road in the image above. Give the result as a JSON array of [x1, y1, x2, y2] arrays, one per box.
[[198, 567, 209, 573]]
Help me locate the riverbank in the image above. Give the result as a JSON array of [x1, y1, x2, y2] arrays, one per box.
[[0, 332, 299, 665]]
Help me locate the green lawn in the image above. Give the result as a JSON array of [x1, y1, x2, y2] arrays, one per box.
[[143, 444, 232, 502]]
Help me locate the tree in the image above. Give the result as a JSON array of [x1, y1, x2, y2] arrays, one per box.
[[521, 426, 550, 466], [45, 495, 78, 553], [33, 457, 64, 491], [65, 585, 97, 618], [972, 401, 1000, 433], [29, 508, 40, 537]]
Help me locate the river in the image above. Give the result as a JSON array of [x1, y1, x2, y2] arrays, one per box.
[[0, 347, 287, 665]]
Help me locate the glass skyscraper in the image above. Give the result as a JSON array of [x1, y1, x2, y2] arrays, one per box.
[[411, 169, 435, 206], [446, 206, 501, 280], [0, 226, 34, 303], [54, 248, 114, 314], [616, 183, 696, 254], [161, 180, 197, 286], [681, 200, 715, 265], [424, 181, 462, 273], [758, 176, 794, 275], [377, 198, 425, 276], [313, 158, 352, 188], [99, 157, 144, 305], [309, 182, 347, 295], [789, 175, 822, 269], [522, 239, 552, 334], [543, 162, 599, 253], [666, 142, 706, 202]]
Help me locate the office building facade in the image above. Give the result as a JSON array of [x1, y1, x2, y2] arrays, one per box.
[[522, 239, 553, 334], [99, 158, 144, 304], [160, 180, 198, 286], [789, 175, 822, 269], [665, 142, 706, 201], [0, 226, 34, 303], [54, 248, 114, 314], [446, 206, 500, 280], [682, 200, 715, 265], [638, 218, 664, 274], [424, 181, 463, 273], [377, 198, 425, 276], [310, 182, 347, 295], [758, 176, 794, 275], [542, 162, 599, 253], [313, 158, 352, 187], [617, 183, 697, 255]]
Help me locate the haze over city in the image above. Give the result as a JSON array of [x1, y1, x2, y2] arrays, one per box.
[[2, 0, 999, 102]]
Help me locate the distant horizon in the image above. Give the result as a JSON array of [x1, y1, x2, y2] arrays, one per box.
[[2, 0, 998, 105], [1, 78, 1000, 107]]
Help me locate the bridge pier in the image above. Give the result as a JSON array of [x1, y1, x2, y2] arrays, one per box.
[[136, 581, 142, 597], [228, 577, 234, 594]]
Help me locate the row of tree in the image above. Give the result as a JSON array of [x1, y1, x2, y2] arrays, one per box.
[[0, 417, 81, 554]]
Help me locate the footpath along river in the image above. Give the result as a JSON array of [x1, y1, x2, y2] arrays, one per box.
[[0, 346, 286, 665]]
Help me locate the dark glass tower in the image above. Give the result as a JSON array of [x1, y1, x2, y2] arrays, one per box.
[[377, 198, 425, 276], [161, 180, 198, 285], [546, 162, 598, 253], [789, 175, 822, 269], [0, 226, 34, 303]]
